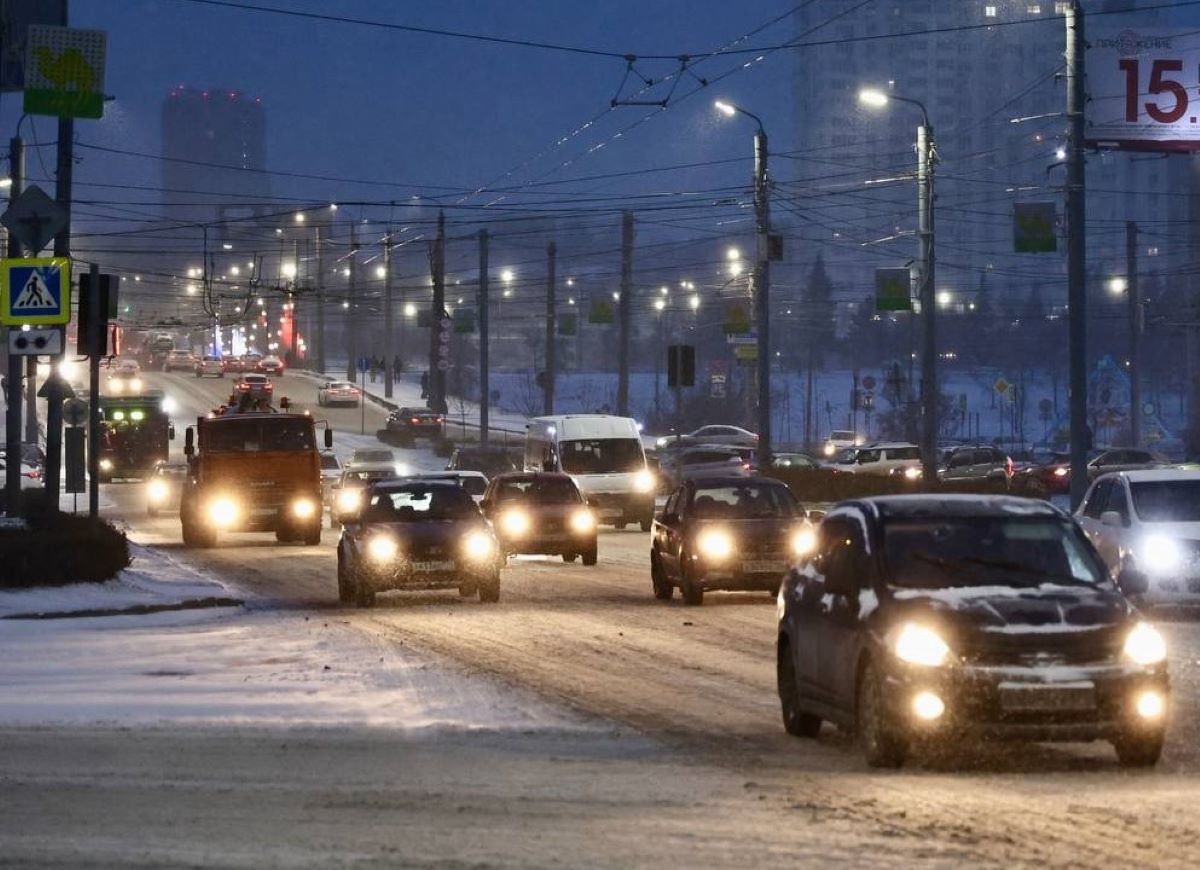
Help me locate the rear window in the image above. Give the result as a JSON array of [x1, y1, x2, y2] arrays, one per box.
[[886, 447, 921, 460], [352, 450, 395, 464], [829, 431, 856, 441]]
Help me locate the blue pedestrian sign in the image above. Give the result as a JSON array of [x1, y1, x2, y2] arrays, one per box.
[[0, 257, 72, 326], [357, 356, 370, 373]]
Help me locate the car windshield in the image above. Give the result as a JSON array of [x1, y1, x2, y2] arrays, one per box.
[[882, 517, 1107, 589], [494, 477, 580, 504], [690, 484, 801, 519], [352, 450, 394, 464], [365, 487, 479, 522], [1130, 480, 1200, 522], [558, 438, 643, 474], [204, 419, 315, 452], [833, 448, 858, 465]]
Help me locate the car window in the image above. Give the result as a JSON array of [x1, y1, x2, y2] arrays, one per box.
[[1130, 480, 1200, 522], [887, 447, 921, 461], [493, 477, 580, 504], [818, 518, 864, 590], [319, 454, 340, 470], [857, 449, 881, 464], [663, 490, 681, 519], [1083, 478, 1113, 519], [365, 486, 478, 522], [1106, 482, 1131, 525], [689, 483, 801, 519], [948, 451, 971, 469]]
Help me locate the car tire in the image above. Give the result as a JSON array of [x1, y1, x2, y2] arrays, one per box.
[[778, 640, 821, 738], [562, 552, 578, 563], [1112, 730, 1164, 767], [650, 552, 673, 600], [458, 577, 478, 598], [354, 571, 376, 608], [680, 552, 704, 605], [336, 556, 354, 604], [582, 541, 598, 566], [478, 570, 500, 603], [857, 661, 907, 768], [275, 528, 294, 544]]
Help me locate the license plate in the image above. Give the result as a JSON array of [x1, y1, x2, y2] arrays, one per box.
[[410, 560, 455, 572], [998, 682, 1096, 712], [742, 560, 787, 574]]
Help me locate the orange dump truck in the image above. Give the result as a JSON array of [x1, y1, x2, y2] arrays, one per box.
[[181, 411, 332, 547]]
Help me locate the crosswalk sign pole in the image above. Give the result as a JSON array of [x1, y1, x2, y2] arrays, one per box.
[[3, 136, 24, 515]]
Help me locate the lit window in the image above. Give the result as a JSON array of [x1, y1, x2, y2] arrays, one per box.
[[1055, 2, 1070, 13], [985, 4, 997, 16], [1027, 3, 1042, 13], [1147, 247, 1160, 257]]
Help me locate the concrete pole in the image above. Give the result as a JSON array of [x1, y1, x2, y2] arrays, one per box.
[[383, 228, 394, 399], [479, 229, 490, 444], [314, 225, 326, 375], [45, 116, 75, 512], [617, 210, 634, 416], [1127, 221, 1142, 447], [918, 120, 938, 481], [544, 241, 557, 416], [1066, 2, 1089, 509], [429, 212, 447, 414], [87, 262, 100, 518], [345, 222, 358, 383], [4, 137, 24, 512], [753, 128, 771, 467]]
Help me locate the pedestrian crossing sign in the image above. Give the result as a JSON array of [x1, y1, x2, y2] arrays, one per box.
[[1, 258, 71, 325]]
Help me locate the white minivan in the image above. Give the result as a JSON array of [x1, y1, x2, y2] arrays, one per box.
[[526, 415, 657, 530]]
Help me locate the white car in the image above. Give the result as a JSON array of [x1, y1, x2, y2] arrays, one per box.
[[317, 380, 361, 407], [836, 442, 922, 477], [822, 429, 864, 458], [319, 450, 342, 505], [194, 356, 226, 378], [1075, 469, 1200, 605]]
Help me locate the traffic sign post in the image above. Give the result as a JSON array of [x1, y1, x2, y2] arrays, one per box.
[[0, 185, 68, 254], [1, 257, 71, 325]]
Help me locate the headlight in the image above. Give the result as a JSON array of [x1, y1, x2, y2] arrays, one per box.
[[500, 509, 531, 537], [291, 498, 317, 519], [99, 458, 114, 471], [1053, 467, 1069, 478], [367, 535, 399, 562], [394, 463, 409, 476], [823, 443, 835, 457], [462, 530, 495, 561], [903, 466, 921, 480], [129, 378, 143, 392], [569, 509, 595, 534], [1141, 534, 1181, 573], [207, 497, 238, 527], [894, 624, 951, 667], [335, 488, 363, 514], [697, 528, 734, 560], [633, 469, 656, 493], [791, 527, 817, 557], [147, 480, 169, 502], [1123, 622, 1167, 665], [58, 360, 77, 380], [109, 379, 123, 393]]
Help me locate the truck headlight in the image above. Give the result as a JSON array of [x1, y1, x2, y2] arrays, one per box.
[[147, 480, 169, 503], [791, 527, 817, 557], [291, 497, 317, 519], [894, 624, 951, 667], [1123, 622, 1167, 665], [207, 497, 238, 527], [633, 470, 656, 493], [1141, 535, 1181, 573], [335, 488, 363, 514], [569, 509, 595, 534], [462, 531, 495, 561], [697, 528, 734, 560], [367, 535, 399, 562], [129, 378, 143, 392], [99, 458, 114, 471], [500, 509, 531, 537], [903, 466, 922, 481]]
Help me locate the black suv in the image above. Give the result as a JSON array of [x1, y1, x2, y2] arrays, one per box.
[[776, 495, 1169, 768]]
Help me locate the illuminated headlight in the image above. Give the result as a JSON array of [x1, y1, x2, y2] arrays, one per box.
[[335, 488, 363, 514], [207, 497, 238, 527], [1053, 467, 1069, 478], [903, 466, 922, 481], [109, 379, 123, 393], [1136, 690, 1165, 720], [912, 691, 946, 721], [823, 443, 835, 457], [1123, 622, 1167, 666], [462, 530, 495, 561], [147, 480, 169, 503], [633, 469, 656, 493], [367, 535, 399, 562], [697, 528, 734, 560], [500, 509, 531, 537], [1141, 535, 1181, 573], [291, 498, 317, 519], [394, 463, 409, 476], [569, 509, 595, 534], [656, 437, 669, 448], [99, 458, 114, 471], [791, 527, 817, 557], [58, 360, 77, 380], [894, 624, 951, 667], [129, 378, 143, 392]]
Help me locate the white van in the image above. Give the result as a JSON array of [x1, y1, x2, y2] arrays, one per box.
[[526, 415, 657, 530]]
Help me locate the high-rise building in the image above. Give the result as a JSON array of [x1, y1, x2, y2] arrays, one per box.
[[161, 85, 270, 227]]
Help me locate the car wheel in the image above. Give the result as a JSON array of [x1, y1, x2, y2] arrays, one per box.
[[562, 552, 578, 563], [857, 661, 907, 768], [680, 552, 704, 605], [650, 552, 673, 600], [582, 540, 598, 566], [778, 639, 821, 737], [1112, 729, 1165, 767], [275, 528, 294, 544], [336, 556, 354, 604], [478, 570, 500, 603], [354, 571, 376, 608]]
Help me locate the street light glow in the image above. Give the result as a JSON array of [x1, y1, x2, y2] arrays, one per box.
[[404, 303, 417, 316], [295, 212, 305, 223], [937, 290, 953, 306], [654, 298, 666, 311], [1108, 277, 1128, 295], [375, 265, 386, 279], [281, 262, 297, 280], [858, 88, 890, 108], [714, 100, 736, 117], [689, 295, 700, 311], [501, 269, 514, 284], [727, 247, 741, 261]]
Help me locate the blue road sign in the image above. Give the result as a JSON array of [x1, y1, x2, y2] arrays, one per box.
[[357, 356, 370, 373], [0, 257, 72, 325]]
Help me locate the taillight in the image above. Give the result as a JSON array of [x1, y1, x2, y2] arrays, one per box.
[[411, 418, 420, 424], [24, 470, 39, 479], [435, 417, 444, 424], [1005, 456, 1014, 477]]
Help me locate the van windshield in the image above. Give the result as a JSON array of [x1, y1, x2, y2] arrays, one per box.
[[559, 438, 644, 474]]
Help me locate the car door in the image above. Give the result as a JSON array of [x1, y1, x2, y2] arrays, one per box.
[[817, 517, 872, 711], [944, 450, 972, 480], [656, 488, 685, 581], [789, 518, 853, 698], [1095, 478, 1131, 568], [1076, 476, 1114, 550]]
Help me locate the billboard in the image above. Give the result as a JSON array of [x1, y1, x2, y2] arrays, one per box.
[[0, 0, 68, 91], [1087, 29, 1200, 152]]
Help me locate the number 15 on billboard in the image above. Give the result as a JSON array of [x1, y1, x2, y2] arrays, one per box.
[[1088, 29, 1200, 152]]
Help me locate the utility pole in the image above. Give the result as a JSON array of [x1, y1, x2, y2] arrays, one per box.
[[752, 123, 771, 468], [314, 225, 326, 374], [1066, 2, 1089, 509], [87, 261, 100, 518], [44, 115, 75, 512], [4, 136, 24, 513], [429, 211, 447, 414], [288, 238, 299, 366], [345, 222, 358, 383], [544, 241, 556, 415], [1127, 220, 1142, 447], [617, 210, 634, 416], [917, 116, 938, 482], [383, 227, 394, 399], [478, 228, 490, 444]]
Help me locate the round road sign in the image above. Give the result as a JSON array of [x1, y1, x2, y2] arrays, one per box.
[[64, 397, 88, 427]]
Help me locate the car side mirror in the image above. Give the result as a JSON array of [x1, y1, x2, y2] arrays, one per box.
[[1100, 510, 1124, 528], [659, 511, 677, 525], [1118, 566, 1149, 596], [324, 429, 333, 449]]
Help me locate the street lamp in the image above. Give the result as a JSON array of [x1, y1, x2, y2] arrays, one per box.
[[715, 99, 772, 467], [859, 87, 938, 481]]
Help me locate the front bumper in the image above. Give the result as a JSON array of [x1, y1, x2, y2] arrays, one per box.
[[359, 557, 497, 592], [499, 529, 596, 556], [691, 556, 790, 592], [881, 658, 1169, 742]]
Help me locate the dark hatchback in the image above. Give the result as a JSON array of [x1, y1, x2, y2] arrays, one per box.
[[482, 472, 598, 564], [651, 476, 815, 605], [384, 407, 444, 446], [776, 495, 1170, 767], [336, 480, 501, 607]]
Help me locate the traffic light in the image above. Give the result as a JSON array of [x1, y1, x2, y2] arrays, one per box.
[[667, 345, 695, 388], [77, 273, 119, 356]]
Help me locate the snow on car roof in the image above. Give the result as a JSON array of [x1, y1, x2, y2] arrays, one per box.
[[859, 493, 1062, 519]]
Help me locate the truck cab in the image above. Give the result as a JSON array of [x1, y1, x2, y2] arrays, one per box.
[[96, 394, 174, 482]]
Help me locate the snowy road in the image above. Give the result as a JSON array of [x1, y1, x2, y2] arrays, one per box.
[[5, 370, 1200, 866]]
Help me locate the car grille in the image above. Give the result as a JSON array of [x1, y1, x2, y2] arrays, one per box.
[[958, 625, 1123, 666], [244, 481, 284, 507]]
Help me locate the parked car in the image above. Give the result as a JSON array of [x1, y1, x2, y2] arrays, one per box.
[[445, 445, 520, 476], [384, 407, 444, 446], [0, 455, 42, 490], [660, 446, 754, 489], [834, 442, 921, 477], [0, 442, 45, 472], [256, 355, 284, 376], [651, 476, 814, 605], [822, 430, 864, 458], [194, 355, 226, 378], [336, 479, 501, 606], [938, 445, 1013, 482], [317, 380, 361, 407], [1075, 469, 1200, 607], [776, 494, 1169, 768], [482, 471, 597, 564], [162, 349, 195, 372], [145, 461, 189, 517]]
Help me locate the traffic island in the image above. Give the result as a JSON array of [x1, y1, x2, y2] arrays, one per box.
[[0, 512, 130, 589]]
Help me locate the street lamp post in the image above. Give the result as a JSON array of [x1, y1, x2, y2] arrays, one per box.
[[715, 101, 771, 468], [859, 88, 939, 481]]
